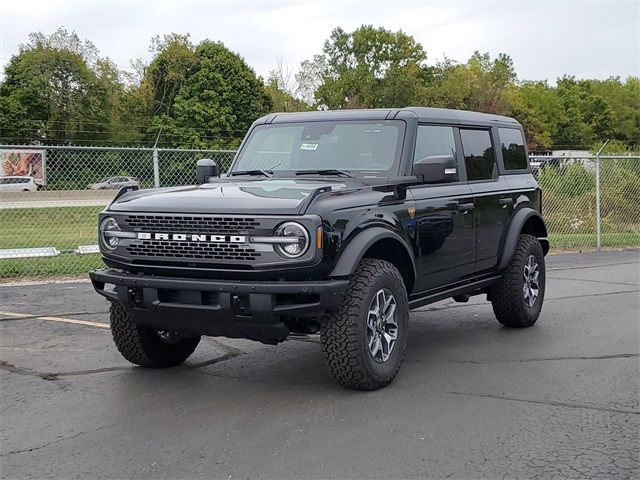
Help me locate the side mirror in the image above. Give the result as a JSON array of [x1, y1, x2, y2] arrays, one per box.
[[413, 155, 458, 184], [196, 158, 219, 184]]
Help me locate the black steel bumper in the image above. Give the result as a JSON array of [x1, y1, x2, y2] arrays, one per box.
[[89, 269, 348, 344]]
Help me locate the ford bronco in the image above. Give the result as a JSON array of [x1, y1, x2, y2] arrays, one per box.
[[90, 107, 549, 390]]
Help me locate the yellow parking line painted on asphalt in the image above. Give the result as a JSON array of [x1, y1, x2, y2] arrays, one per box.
[[0, 311, 109, 329], [0, 311, 34, 318], [38, 316, 110, 329]]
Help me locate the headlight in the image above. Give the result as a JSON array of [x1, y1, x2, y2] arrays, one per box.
[[273, 222, 309, 258], [100, 217, 121, 250]]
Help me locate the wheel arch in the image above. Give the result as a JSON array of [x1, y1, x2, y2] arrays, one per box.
[[329, 227, 416, 293], [498, 208, 549, 271]]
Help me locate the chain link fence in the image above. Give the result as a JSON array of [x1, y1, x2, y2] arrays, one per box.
[[0, 145, 638, 280], [0, 145, 235, 279], [531, 154, 640, 251]]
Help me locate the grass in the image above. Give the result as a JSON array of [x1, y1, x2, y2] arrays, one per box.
[[550, 232, 640, 250], [1, 206, 638, 280], [0, 206, 103, 250], [0, 206, 104, 279]]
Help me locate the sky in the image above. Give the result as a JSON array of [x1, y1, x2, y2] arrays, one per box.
[[1, 0, 638, 84]]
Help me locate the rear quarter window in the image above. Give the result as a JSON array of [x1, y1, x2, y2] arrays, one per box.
[[499, 128, 528, 170]]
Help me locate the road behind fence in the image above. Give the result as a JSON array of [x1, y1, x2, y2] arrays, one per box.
[[0, 145, 639, 279]]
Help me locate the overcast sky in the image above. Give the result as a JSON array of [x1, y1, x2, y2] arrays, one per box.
[[1, 0, 638, 84]]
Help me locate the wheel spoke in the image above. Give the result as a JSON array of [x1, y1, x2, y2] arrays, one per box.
[[371, 336, 382, 359], [366, 288, 399, 364], [385, 328, 398, 341], [385, 304, 397, 325]]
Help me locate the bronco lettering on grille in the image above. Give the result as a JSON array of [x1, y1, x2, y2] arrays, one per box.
[[136, 232, 246, 243]]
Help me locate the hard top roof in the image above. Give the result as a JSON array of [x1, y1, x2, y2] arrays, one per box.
[[260, 107, 520, 126]]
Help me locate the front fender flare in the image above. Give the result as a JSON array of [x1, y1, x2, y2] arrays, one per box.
[[329, 226, 416, 280], [498, 208, 549, 270]]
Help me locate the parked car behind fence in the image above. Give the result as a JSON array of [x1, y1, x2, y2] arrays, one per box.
[[87, 176, 140, 190], [0, 176, 40, 192]]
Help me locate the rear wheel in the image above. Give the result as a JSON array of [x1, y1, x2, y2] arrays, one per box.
[[110, 302, 200, 367], [321, 259, 409, 390], [491, 234, 545, 328]]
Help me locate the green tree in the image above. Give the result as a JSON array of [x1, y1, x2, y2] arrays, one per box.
[[0, 28, 125, 144], [144, 34, 196, 119], [161, 41, 272, 148], [298, 26, 428, 109], [554, 76, 617, 149], [425, 52, 517, 114], [265, 58, 310, 112]]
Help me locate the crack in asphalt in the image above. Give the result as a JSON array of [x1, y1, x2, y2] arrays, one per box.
[[1, 423, 121, 457], [446, 391, 640, 415], [0, 349, 243, 381], [453, 353, 639, 364], [0, 361, 130, 381], [547, 275, 638, 287], [547, 259, 639, 272]]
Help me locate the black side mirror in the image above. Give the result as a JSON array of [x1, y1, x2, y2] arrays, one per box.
[[413, 155, 458, 184], [196, 158, 219, 184]]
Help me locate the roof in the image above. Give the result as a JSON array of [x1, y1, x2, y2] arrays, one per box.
[[262, 107, 520, 126]]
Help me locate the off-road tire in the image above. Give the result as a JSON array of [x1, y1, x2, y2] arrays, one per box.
[[491, 234, 545, 328], [321, 259, 409, 390], [110, 302, 200, 367]]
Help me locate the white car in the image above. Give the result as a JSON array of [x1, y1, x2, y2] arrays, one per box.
[[0, 176, 40, 192], [87, 176, 140, 190]]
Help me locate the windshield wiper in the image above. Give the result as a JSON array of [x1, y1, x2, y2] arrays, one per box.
[[229, 169, 273, 178], [295, 169, 355, 178]]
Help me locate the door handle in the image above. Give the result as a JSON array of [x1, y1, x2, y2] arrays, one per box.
[[457, 202, 474, 213], [499, 198, 514, 208]]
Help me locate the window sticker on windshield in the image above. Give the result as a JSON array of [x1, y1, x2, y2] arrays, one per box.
[[300, 143, 318, 151]]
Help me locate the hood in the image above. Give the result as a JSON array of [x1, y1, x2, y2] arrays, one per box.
[[108, 178, 364, 214]]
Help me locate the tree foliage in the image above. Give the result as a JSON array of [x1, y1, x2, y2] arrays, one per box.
[[297, 26, 428, 109], [1, 26, 638, 151], [0, 28, 126, 144]]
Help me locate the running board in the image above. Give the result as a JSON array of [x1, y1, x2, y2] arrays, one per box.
[[408, 275, 502, 310]]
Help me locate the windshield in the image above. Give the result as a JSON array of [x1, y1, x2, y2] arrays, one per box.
[[232, 120, 405, 176]]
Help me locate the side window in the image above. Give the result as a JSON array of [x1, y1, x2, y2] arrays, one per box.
[[499, 128, 528, 170], [460, 129, 496, 181], [413, 125, 458, 180]]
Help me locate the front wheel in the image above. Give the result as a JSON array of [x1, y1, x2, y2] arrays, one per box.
[[491, 234, 546, 328], [321, 259, 409, 390], [110, 302, 200, 367]]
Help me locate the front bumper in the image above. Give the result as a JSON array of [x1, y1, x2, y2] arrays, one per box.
[[89, 269, 348, 344]]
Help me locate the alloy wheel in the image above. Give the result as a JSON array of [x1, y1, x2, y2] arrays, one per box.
[[523, 254, 540, 307], [366, 288, 399, 363]]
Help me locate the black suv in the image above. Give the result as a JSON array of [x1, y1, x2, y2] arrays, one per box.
[[90, 107, 549, 390]]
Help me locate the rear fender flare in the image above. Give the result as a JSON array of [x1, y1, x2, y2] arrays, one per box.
[[499, 208, 549, 270]]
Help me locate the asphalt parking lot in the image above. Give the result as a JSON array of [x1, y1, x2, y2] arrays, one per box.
[[1, 250, 638, 479]]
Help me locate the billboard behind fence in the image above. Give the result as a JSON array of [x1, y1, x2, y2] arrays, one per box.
[[0, 148, 47, 186]]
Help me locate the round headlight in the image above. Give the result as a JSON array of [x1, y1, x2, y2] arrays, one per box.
[[100, 217, 121, 250], [274, 222, 309, 258]]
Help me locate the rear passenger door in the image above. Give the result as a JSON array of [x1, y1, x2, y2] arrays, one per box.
[[408, 125, 475, 291], [459, 128, 513, 273]]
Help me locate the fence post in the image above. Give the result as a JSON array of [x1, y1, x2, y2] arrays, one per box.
[[595, 155, 601, 251], [152, 148, 160, 188], [594, 140, 609, 252]]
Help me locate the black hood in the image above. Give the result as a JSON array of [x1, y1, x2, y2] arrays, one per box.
[[107, 178, 367, 215]]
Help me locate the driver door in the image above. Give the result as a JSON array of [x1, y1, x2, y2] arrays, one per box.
[[407, 125, 476, 292]]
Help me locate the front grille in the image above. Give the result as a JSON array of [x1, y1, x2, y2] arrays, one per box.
[[123, 215, 260, 234], [126, 240, 260, 261]]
